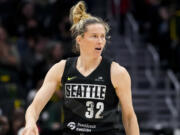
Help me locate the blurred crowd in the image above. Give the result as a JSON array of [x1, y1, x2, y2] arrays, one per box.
[[131, 0, 180, 78], [111, 0, 180, 78], [0, 0, 180, 135]]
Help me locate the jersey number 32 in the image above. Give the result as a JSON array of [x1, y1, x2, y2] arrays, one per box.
[[85, 101, 104, 119]]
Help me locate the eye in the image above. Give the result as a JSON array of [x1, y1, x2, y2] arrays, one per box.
[[92, 34, 97, 38], [101, 35, 105, 39]]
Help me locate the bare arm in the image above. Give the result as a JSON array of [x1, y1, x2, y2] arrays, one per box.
[[23, 60, 66, 135], [111, 62, 140, 135]]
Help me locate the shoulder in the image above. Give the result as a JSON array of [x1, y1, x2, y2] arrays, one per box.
[[111, 62, 128, 74], [56, 59, 66, 67], [111, 62, 131, 89], [52, 59, 66, 72], [45, 60, 67, 82]]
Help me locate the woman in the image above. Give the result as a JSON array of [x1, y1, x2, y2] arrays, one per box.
[[0, 26, 20, 68], [22, 1, 140, 135]]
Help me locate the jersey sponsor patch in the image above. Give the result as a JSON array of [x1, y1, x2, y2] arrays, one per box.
[[67, 122, 76, 130], [67, 122, 96, 132], [65, 83, 106, 100]]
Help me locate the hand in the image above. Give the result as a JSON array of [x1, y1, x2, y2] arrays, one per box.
[[21, 124, 39, 135]]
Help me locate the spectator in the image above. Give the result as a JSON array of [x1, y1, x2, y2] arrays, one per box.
[[11, 108, 25, 135], [53, 16, 76, 58], [17, 34, 37, 90], [32, 36, 49, 87], [0, 115, 10, 135], [53, 16, 72, 43], [0, 0, 14, 30], [111, 0, 130, 35], [15, 2, 40, 38], [119, 0, 130, 35], [157, 6, 171, 67], [0, 26, 20, 69], [46, 41, 64, 68]]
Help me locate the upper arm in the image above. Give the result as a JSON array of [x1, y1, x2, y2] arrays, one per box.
[[31, 60, 66, 114], [111, 62, 135, 117]]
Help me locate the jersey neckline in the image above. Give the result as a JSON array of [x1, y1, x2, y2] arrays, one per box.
[[74, 57, 104, 78]]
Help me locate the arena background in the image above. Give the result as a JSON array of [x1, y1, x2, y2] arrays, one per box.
[[0, 0, 180, 135]]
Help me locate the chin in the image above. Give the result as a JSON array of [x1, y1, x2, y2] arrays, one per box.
[[93, 53, 102, 58]]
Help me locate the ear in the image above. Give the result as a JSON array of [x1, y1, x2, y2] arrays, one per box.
[[76, 35, 82, 45]]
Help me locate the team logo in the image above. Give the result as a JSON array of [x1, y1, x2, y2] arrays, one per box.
[[67, 122, 76, 130]]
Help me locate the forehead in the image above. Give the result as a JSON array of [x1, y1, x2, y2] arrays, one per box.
[[85, 23, 105, 34]]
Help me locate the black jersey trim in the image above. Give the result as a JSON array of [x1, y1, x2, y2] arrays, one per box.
[[61, 57, 77, 84], [103, 57, 115, 90], [74, 57, 104, 78]]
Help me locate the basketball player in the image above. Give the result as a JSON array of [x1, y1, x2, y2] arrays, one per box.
[[22, 1, 140, 135]]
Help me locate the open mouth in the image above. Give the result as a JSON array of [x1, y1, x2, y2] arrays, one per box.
[[95, 47, 101, 50]]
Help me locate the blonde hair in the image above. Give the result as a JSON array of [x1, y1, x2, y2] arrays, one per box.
[[69, 1, 110, 53]]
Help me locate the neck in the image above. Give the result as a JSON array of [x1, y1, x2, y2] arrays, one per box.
[[77, 55, 102, 71]]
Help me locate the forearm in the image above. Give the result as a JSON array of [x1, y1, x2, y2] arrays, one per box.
[[123, 113, 140, 135], [25, 104, 40, 126], [25, 83, 58, 126]]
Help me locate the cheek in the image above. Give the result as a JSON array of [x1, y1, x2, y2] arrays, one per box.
[[80, 41, 92, 51], [102, 40, 106, 48], [84, 40, 95, 49]]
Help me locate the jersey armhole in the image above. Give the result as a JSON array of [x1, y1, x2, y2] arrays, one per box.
[[109, 61, 115, 89], [61, 58, 70, 84], [104, 57, 115, 89], [61, 57, 77, 84]]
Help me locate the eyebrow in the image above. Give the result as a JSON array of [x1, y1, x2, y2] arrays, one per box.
[[90, 33, 105, 35]]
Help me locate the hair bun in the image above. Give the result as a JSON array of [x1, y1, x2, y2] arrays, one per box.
[[70, 1, 91, 24]]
